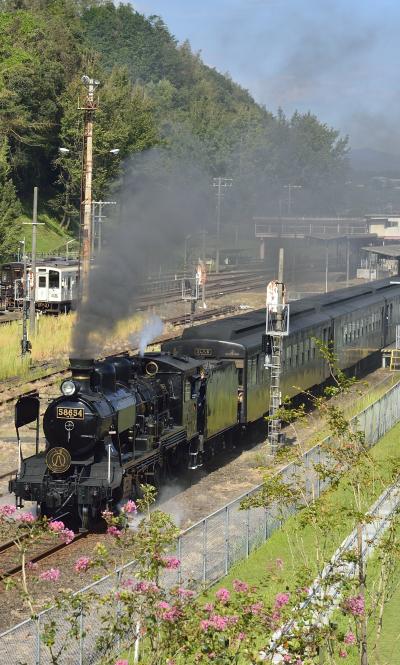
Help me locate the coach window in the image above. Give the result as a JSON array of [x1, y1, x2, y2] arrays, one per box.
[[38, 275, 46, 288], [49, 270, 59, 289]]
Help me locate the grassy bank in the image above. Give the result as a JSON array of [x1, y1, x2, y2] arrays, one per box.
[[206, 421, 400, 608], [0, 312, 149, 381]]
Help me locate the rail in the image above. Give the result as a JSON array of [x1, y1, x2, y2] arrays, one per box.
[[1, 376, 400, 663]]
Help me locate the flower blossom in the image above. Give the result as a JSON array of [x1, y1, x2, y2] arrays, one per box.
[[0, 504, 16, 517], [284, 656, 291, 663], [233, 579, 249, 593], [158, 601, 171, 610], [74, 556, 92, 573], [339, 650, 348, 659], [237, 632, 246, 641], [177, 587, 195, 599], [122, 500, 137, 514], [250, 602, 264, 615], [48, 520, 65, 533], [275, 592, 290, 609], [343, 595, 364, 617], [344, 632, 356, 645], [16, 512, 35, 523], [114, 660, 129, 665], [161, 556, 180, 570], [203, 602, 214, 613], [135, 580, 159, 594], [107, 526, 122, 538], [39, 568, 60, 582], [60, 528, 74, 544], [215, 587, 230, 603]]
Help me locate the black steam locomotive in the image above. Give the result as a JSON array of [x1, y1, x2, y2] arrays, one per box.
[[11, 277, 400, 528], [11, 352, 237, 528]]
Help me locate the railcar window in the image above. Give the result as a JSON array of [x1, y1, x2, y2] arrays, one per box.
[[38, 276, 46, 288], [49, 270, 59, 288]]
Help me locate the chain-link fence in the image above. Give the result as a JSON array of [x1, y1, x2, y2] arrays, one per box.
[[2, 379, 400, 664]]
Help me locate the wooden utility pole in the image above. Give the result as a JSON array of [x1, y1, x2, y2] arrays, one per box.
[[79, 75, 99, 302]]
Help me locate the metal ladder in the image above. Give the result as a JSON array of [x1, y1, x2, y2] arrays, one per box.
[[268, 339, 282, 450], [389, 349, 400, 371]]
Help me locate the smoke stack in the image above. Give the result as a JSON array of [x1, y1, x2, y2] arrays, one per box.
[[69, 358, 95, 392]]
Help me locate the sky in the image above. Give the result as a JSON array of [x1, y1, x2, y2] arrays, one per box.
[[132, 0, 400, 154]]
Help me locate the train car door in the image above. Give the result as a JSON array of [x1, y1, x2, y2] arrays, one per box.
[[36, 268, 48, 301], [48, 269, 60, 302]]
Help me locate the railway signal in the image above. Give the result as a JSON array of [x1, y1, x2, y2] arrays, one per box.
[[263, 248, 289, 452]]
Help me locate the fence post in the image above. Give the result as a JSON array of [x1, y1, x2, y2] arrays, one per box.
[[264, 507, 268, 540], [36, 615, 41, 665], [246, 507, 250, 557], [202, 520, 207, 583], [224, 506, 229, 575], [177, 536, 182, 585], [79, 605, 84, 665]]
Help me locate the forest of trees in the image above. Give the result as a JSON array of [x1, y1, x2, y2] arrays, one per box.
[[0, 0, 350, 259]]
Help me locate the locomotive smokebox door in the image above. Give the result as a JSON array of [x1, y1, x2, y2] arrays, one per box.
[[15, 391, 40, 429]]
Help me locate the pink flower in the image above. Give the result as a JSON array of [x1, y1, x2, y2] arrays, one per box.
[[157, 601, 171, 610], [39, 568, 60, 582], [339, 650, 348, 659], [74, 556, 91, 573], [276, 558, 284, 569], [135, 581, 159, 594], [215, 588, 230, 603], [209, 614, 229, 631], [250, 602, 264, 615], [122, 500, 137, 514], [233, 579, 249, 593], [284, 656, 291, 663], [162, 556, 180, 570], [107, 526, 122, 538], [27, 561, 38, 570], [48, 520, 65, 533], [203, 603, 214, 613], [16, 512, 35, 523], [275, 592, 290, 609], [0, 504, 16, 517], [200, 619, 211, 631], [343, 595, 364, 617], [114, 661, 129, 665], [60, 528, 74, 544], [344, 632, 356, 645], [162, 607, 180, 622], [177, 587, 195, 599], [237, 632, 246, 641]]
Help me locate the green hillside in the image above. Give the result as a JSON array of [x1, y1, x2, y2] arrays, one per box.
[[0, 0, 349, 262]]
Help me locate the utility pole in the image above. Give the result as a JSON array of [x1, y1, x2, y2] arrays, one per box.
[[213, 177, 233, 273], [20, 239, 31, 356], [357, 522, 368, 665], [283, 184, 302, 216], [91, 200, 116, 254], [79, 75, 100, 302], [264, 248, 289, 453], [23, 187, 43, 336]]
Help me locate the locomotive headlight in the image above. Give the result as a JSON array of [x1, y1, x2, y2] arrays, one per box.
[[61, 380, 76, 396]]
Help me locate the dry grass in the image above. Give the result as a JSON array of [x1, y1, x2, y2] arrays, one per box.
[[0, 312, 152, 382]]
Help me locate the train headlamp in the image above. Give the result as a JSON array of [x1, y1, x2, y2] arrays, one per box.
[[60, 380, 76, 397]]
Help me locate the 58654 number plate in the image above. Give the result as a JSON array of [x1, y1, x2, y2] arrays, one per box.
[[56, 407, 84, 420]]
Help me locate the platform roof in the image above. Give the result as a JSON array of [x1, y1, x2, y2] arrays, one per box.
[[362, 245, 400, 259]]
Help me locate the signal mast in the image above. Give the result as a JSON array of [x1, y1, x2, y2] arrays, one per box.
[[263, 249, 289, 451]]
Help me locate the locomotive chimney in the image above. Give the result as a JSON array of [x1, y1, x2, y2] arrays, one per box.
[[69, 358, 95, 392]]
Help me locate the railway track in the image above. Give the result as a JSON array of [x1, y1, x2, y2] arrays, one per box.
[[0, 530, 88, 581]]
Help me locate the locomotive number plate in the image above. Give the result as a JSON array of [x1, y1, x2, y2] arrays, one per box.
[[56, 407, 84, 420], [194, 347, 213, 357]]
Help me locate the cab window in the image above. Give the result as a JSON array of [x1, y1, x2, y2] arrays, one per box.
[[49, 270, 59, 288]]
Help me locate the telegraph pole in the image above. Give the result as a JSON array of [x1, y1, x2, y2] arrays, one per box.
[[213, 177, 232, 273], [79, 75, 99, 301], [23, 187, 43, 336], [20, 239, 31, 356], [92, 200, 117, 254], [283, 184, 302, 216]]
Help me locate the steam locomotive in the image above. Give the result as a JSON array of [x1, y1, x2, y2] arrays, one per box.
[[11, 277, 400, 528]]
